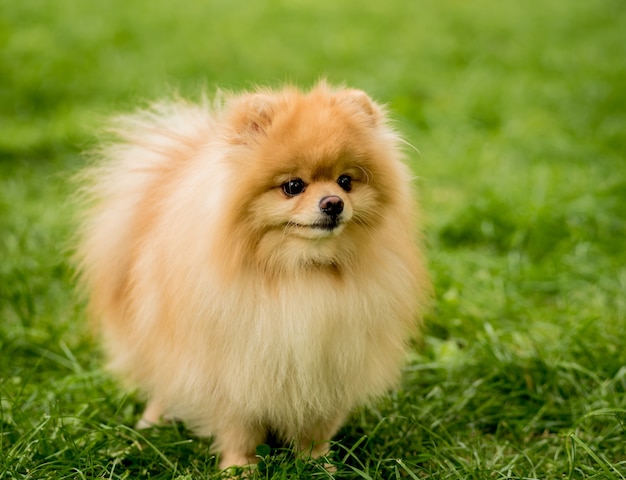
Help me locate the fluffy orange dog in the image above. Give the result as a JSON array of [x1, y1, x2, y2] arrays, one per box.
[[76, 82, 429, 470]]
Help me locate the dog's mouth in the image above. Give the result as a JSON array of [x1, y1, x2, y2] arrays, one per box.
[[310, 217, 342, 231], [287, 217, 343, 233]]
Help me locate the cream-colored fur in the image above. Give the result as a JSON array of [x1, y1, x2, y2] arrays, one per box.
[[75, 82, 429, 470]]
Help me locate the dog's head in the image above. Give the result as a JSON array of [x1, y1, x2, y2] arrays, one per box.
[[217, 82, 412, 273]]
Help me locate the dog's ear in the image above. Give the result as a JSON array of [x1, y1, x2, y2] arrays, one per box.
[[337, 89, 383, 126], [228, 93, 276, 144]]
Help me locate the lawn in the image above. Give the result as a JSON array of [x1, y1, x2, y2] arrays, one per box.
[[1, 0, 625, 478]]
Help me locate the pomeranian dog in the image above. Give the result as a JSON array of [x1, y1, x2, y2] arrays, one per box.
[[75, 82, 429, 470]]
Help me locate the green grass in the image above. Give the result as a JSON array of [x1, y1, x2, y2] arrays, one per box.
[[2, 0, 625, 478]]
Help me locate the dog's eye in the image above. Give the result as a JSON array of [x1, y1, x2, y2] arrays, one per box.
[[282, 178, 306, 197], [337, 174, 352, 192]]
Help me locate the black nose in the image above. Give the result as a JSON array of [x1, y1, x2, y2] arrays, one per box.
[[319, 196, 344, 216]]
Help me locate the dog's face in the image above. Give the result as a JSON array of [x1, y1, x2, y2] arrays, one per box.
[[269, 171, 356, 239], [220, 84, 407, 271]]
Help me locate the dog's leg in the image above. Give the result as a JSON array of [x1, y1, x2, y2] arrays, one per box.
[[135, 399, 163, 429], [216, 422, 266, 470], [298, 413, 347, 468]]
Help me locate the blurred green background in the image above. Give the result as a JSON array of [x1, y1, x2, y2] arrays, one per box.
[[1, 0, 625, 478]]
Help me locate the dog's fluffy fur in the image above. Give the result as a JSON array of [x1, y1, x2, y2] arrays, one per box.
[[75, 82, 429, 469]]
